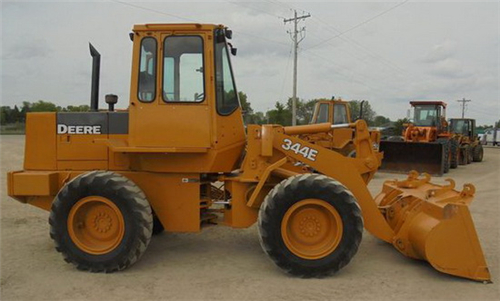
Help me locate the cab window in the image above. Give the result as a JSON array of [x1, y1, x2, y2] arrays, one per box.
[[333, 104, 348, 124], [451, 120, 468, 135], [163, 36, 205, 102], [315, 103, 329, 123], [138, 37, 157, 102]]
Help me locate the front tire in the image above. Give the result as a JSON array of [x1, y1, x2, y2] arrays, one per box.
[[49, 171, 153, 272], [459, 146, 468, 165], [450, 139, 459, 169], [472, 144, 484, 162], [258, 174, 363, 278], [437, 139, 450, 173]]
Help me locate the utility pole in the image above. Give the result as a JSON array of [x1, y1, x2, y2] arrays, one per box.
[[284, 10, 310, 126], [456, 98, 471, 118]]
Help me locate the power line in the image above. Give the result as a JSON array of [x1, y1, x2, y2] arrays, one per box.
[[110, 0, 289, 47], [306, 0, 410, 50], [308, 17, 406, 74], [302, 50, 388, 94], [109, 0, 196, 22], [467, 107, 498, 117], [225, 1, 285, 19]]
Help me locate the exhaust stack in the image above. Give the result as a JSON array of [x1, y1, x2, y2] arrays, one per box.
[[89, 43, 100, 112]]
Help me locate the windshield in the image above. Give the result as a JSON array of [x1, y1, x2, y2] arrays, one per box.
[[450, 119, 469, 135], [333, 104, 348, 124], [413, 105, 440, 126], [214, 29, 239, 115]]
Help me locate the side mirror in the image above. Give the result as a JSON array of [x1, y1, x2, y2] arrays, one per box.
[[225, 29, 233, 39], [228, 43, 237, 56], [129, 32, 134, 41]]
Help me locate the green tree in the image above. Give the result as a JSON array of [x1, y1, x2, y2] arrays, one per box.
[[30, 100, 58, 112], [0, 106, 12, 125], [267, 102, 292, 126], [373, 115, 391, 127], [393, 118, 410, 136], [66, 105, 90, 112], [349, 100, 376, 125], [20, 102, 31, 122], [239, 92, 252, 114], [251, 111, 266, 124], [12, 105, 22, 123], [238, 91, 256, 125], [285, 98, 316, 125]]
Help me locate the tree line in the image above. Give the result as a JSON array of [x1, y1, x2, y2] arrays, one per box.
[[2, 95, 497, 135], [1, 101, 90, 125]]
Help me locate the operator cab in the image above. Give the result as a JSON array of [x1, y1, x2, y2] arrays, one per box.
[[311, 99, 350, 125], [410, 101, 446, 129], [450, 118, 476, 137], [128, 24, 245, 155]]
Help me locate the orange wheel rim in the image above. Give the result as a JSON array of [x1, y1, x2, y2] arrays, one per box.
[[281, 199, 343, 260], [68, 196, 125, 255]]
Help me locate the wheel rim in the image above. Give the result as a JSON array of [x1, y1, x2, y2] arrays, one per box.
[[281, 199, 343, 260], [68, 196, 125, 255]]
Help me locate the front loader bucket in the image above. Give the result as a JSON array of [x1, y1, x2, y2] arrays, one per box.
[[379, 141, 444, 175], [374, 171, 491, 282]]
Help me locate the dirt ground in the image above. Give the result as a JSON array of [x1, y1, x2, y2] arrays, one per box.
[[1, 135, 499, 301]]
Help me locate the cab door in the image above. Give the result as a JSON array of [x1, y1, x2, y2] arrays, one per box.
[[129, 31, 212, 149]]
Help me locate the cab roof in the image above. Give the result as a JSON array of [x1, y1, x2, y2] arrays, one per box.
[[133, 23, 224, 32], [410, 101, 447, 107]]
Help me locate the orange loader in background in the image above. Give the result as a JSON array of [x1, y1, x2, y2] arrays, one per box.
[[6, 23, 490, 282], [380, 101, 456, 175]]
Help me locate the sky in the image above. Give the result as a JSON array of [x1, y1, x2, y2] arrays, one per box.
[[1, 0, 499, 125]]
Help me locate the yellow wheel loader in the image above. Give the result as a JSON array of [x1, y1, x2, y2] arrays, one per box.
[[449, 118, 484, 165], [7, 24, 490, 281], [304, 98, 381, 159]]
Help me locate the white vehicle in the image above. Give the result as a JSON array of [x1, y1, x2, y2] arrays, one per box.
[[483, 128, 500, 146]]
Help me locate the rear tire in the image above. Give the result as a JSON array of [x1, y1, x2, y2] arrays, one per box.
[[49, 171, 153, 273], [258, 174, 363, 278], [450, 139, 459, 169], [472, 144, 484, 162]]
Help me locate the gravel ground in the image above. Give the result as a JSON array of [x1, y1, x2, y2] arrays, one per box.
[[1, 135, 499, 301]]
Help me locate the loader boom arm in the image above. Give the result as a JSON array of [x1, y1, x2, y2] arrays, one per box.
[[244, 120, 394, 242]]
